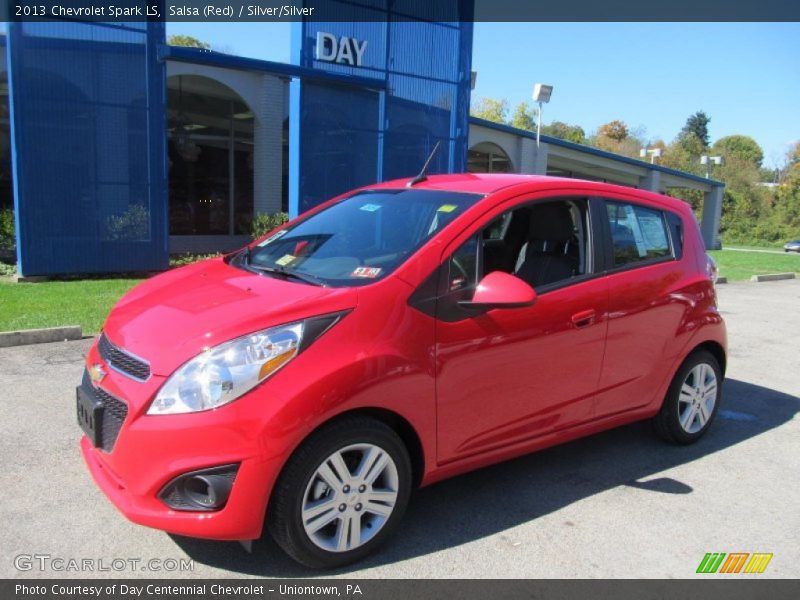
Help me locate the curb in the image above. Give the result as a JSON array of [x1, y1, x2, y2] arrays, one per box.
[[0, 326, 83, 348], [750, 272, 796, 283]]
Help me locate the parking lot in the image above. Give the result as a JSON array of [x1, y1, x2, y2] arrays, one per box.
[[1, 280, 798, 579]]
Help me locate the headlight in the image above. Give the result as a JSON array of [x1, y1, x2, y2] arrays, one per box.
[[148, 322, 304, 415]]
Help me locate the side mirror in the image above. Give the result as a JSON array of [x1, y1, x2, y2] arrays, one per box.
[[458, 271, 537, 310]]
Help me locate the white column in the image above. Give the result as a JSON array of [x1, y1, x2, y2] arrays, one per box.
[[518, 137, 537, 174], [530, 141, 548, 175], [252, 74, 285, 216], [701, 186, 724, 250]]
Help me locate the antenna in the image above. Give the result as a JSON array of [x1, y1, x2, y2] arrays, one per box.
[[406, 141, 441, 187]]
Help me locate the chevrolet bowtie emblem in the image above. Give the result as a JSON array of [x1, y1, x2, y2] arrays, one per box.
[[88, 363, 106, 385]]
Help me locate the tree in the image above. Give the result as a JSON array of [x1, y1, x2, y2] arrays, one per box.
[[597, 120, 629, 142], [510, 102, 536, 132], [681, 111, 711, 147], [542, 121, 586, 144], [712, 135, 764, 168], [470, 97, 509, 124], [167, 35, 212, 50]]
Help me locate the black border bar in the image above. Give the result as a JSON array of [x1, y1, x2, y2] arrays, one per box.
[[4, 0, 800, 22]]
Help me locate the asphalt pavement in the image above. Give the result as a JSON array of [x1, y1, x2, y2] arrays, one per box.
[[1, 280, 798, 579]]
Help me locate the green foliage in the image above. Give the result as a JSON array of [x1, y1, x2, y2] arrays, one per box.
[[681, 111, 711, 147], [509, 102, 537, 132], [167, 35, 212, 50], [252, 212, 289, 239], [542, 121, 586, 144], [470, 97, 509, 124], [0, 261, 16, 278], [105, 204, 150, 242], [712, 135, 764, 168], [0, 208, 15, 250], [169, 253, 221, 268]]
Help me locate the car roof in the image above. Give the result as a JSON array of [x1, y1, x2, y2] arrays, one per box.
[[367, 173, 690, 212]]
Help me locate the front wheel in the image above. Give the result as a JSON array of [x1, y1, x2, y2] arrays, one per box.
[[654, 350, 722, 444], [267, 417, 412, 568]]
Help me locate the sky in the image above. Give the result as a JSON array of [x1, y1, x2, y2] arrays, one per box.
[[168, 21, 800, 168]]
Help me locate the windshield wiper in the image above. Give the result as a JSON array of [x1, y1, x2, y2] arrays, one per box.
[[246, 262, 327, 287]]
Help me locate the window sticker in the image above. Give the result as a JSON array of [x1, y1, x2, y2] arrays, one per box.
[[437, 204, 457, 213], [257, 229, 287, 247], [623, 204, 648, 257], [360, 203, 382, 212], [275, 254, 296, 266], [351, 267, 382, 278]]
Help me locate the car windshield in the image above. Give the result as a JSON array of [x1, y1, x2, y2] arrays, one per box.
[[240, 189, 482, 286]]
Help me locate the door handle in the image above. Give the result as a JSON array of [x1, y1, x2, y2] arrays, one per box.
[[571, 309, 596, 329]]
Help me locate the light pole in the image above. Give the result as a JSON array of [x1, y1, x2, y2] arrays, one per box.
[[639, 147, 663, 164], [700, 155, 723, 178], [532, 83, 553, 147]]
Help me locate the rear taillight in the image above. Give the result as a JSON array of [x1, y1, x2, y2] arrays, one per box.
[[705, 254, 718, 285]]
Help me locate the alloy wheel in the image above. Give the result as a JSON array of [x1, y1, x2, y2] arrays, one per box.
[[301, 443, 399, 553]]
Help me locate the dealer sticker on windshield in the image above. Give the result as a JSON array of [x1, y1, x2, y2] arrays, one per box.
[[351, 267, 382, 278], [275, 254, 296, 266], [360, 203, 382, 212], [437, 204, 457, 213]]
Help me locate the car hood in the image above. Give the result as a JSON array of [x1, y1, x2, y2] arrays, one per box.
[[102, 258, 358, 376]]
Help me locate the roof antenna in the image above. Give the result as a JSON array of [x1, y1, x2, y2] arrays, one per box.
[[406, 141, 441, 187]]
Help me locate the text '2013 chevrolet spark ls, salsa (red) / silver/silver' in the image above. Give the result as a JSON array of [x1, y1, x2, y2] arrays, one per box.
[[77, 174, 726, 568]]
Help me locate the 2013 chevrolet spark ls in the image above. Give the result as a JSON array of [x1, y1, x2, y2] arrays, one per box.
[[78, 174, 726, 568]]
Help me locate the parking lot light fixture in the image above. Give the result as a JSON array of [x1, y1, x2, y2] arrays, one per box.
[[700, 155, 723, 178], [532, 83, 553, 147], [639, 147, 663, 164]]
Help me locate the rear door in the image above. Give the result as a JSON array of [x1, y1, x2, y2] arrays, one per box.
[[592, 196, 686, 418]]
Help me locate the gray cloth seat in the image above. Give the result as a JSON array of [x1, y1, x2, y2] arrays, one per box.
[[514, 203, 577, 288]]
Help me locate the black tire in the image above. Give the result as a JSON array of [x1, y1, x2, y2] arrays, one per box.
[[653, 350, 723, 445], [267, 416, 412, 569]]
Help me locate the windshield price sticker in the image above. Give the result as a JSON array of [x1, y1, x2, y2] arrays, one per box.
[[275, 254, 296, 266], [351, 267, 382, 278], [360, 203, 382, 212], [437, 204, 457, 213], [257, 230, 287, 247]]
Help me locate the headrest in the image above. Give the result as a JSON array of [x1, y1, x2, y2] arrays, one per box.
[[528, 203, 574, 241]]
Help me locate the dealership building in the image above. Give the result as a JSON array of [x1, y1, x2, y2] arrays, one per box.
[[1, 5, 724, 276]]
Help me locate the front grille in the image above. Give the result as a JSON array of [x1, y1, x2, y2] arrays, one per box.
[[94, 387, 128, 452], [98, 333, 150, 381]]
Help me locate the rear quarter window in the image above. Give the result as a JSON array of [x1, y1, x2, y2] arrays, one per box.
[[606, 201, 672, 267]]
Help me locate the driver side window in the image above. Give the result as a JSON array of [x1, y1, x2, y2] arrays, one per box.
[[446, 198, 590, 296]]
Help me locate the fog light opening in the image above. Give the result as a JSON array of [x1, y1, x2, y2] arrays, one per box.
[[159, 464, 239, 512]]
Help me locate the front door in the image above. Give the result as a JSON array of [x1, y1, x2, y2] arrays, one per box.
[[434, 196, 609, 464]]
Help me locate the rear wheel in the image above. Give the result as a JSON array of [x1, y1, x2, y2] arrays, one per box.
[[654, 350, 722, 444], [267, 417, 412, 568]]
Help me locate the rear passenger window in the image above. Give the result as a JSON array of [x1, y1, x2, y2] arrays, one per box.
[[606, 201, 671, 266]]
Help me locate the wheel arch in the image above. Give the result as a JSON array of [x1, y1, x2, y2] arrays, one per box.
[[692, 340, 727, 376], [322, 407, 427, 489]]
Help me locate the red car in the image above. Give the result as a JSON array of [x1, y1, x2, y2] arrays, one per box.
[[77, 174, 726, 568]]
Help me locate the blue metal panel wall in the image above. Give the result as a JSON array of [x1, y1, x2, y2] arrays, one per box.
[[7, 21, 168, 276], [290, 0, 473, 216]]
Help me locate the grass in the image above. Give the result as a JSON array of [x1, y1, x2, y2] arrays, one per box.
[[709, 248, 800, 282], [0, 278, 143, 334]]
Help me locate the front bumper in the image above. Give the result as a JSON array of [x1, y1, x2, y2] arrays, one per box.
[[78, 340, 288, 541], [80, 437, 277, 540]]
